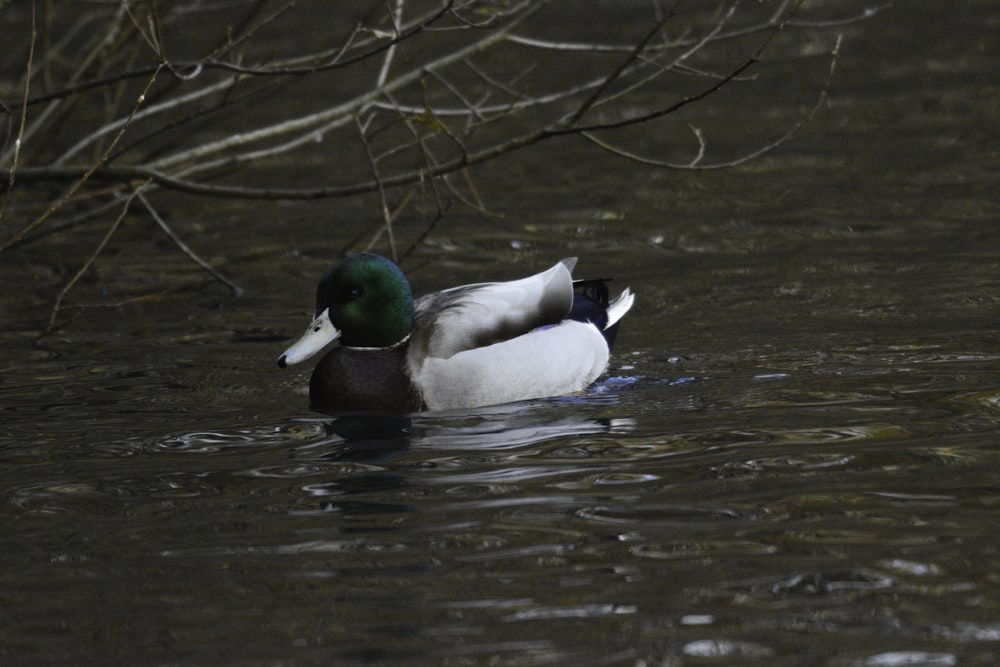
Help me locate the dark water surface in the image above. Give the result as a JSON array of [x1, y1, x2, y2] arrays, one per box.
[[2, 3, 999, 666]]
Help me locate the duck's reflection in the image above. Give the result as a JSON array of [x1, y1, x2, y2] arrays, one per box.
[[318, 405, 633, 457], [321, 414, 412, 461], [305, 405, 634, 514]]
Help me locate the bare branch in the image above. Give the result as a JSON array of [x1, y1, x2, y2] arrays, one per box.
[[2, 65, 163, 251], [0, 0, 880, 303], [581, 34, 844, 169], [45, 184, 145, 335], [569, 3, 740, 124], [143, 1, 546, 172], [564, 9, 679, 128], [0, 0, 35, 223], [0, 3, 132, 167], [136, 190, 243, 297], [357, 112, 399, 261]]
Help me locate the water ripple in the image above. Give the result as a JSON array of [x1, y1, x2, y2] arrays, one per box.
[[863, 651, 956, 666], [503, 603, 637, 621], [683, 638, 775, 659], [759, 569, 895, 597], [577, 504, 742, 525]]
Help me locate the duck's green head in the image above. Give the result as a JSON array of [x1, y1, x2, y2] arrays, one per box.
[[317, 253, 413, 347], [277, 253, 413, 368]]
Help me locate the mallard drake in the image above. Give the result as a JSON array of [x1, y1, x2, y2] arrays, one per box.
[[277, 253, 634, 413]]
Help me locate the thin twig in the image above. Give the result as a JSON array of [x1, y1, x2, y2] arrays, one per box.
[[45, 185, 145, 334], [559, 3, 793, 137], [54, 75, 239, 166], [4, 195, 128, 249], [376, 0, 405, 89], [147, 0, 546, 171], [44, 2, 452, 165], [565, 9, 676, 127], [361, 187, 418, 255], [2, 64, 163, 252], [581, 34, 843, 170], [357, 113, 398, 260], [582, 4, 740, 117], [17, 0, 453, 110], [136, 190, 243, 297], [0, 3, 132, 167], [0, 0, 36, 223]]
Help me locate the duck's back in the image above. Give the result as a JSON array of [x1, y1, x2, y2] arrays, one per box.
[[410, 259, 575, 360], [405, 259, 614, 410]]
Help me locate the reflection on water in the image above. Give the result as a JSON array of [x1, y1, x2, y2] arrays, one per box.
[[3, 351, 998, 663]]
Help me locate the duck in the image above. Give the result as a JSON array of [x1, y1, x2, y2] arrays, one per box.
[[277, 253, 634, 413]]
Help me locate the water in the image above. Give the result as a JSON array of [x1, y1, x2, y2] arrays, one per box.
[[2, 2, 999, 665]]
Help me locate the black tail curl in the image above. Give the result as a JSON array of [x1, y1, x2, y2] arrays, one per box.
[[569, 278, 621, 348]]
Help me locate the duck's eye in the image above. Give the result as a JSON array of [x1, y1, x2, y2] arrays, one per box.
[[346, 287, 362, 301]]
